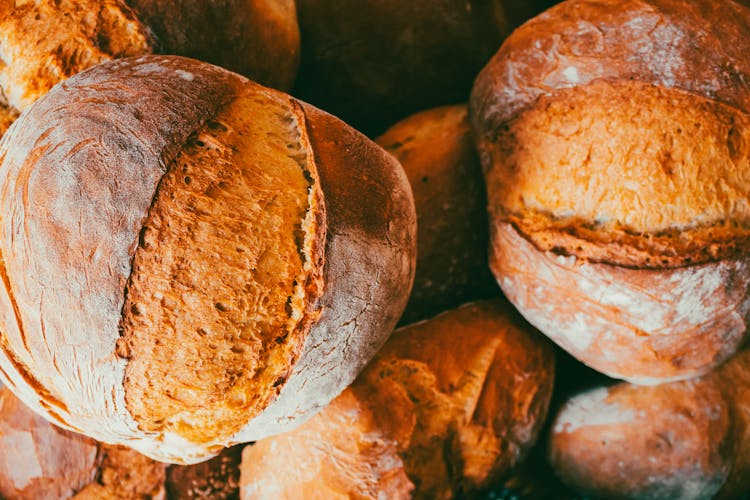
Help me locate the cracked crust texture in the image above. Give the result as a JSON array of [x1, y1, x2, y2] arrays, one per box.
[[549, 349, 750, 499], [375, 105, 498, 325], [0, 55, 416, 464], [469, 0, 750, 382], [240, 300, 555, 499], [0, 0, 154, 112]]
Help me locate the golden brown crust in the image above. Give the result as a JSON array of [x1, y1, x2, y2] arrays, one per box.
[[241, 300, 555, 499], [0, 55, 415, 462], [375, 105, 497, 324], [126, 0, 300, 90], [549, 381, 732, 499], [470, 0, 750, 383], [0, 0, 154, 111], [0, 103, 18, 138], [295, 0, 548, 134], [241, 390, 414, 500], [233, 101, 416, 443], [119, 87, 325, 445], [486, 80, 750, 268], [471, 0, 750, 267]]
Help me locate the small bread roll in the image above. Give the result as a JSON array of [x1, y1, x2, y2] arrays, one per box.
[[0, 385, 167, 500], [549, 350, 750, 499], [0, 55, 416, 463], [295, 0, 551, 135], [376, 105, 497, 324], [240, 300, 556, 499], [470, 0, 750, 383], [127, 0, 300, 90]]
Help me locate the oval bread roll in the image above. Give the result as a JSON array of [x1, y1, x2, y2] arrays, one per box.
[[549, 349, 750, 499], [375, 105, 497, 324], [470, 0, 750, 383], [0, 55, 416, 463], [240, 300, 555, 499]]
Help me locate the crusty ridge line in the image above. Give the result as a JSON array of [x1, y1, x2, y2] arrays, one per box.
[[503, 211, 750, 270], [287, 96, 327, 320]]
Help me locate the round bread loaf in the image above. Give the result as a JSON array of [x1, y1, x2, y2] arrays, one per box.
[[0, 55, 416, 464], [294, 0, 553, 135], [549, 349, 750, 499], [375, 105, 498, 324], [240, 300, 556, 499], [470, 0, 750, 383], [0, 385, 167, 500]]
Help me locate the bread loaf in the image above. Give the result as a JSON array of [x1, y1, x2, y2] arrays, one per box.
[[375, 105, 497, 324], [240, 300, 555, 499], [127, 0, 300, 90], [0, 384, 167, 499], [470, 0, 750, 383], [0, 55, 416, 463], [294, 0, 553, 135], [549, 349, 750, 499], [0, 0, 300, 137]]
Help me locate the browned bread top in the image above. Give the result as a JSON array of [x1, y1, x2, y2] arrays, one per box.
[[472, 0, 750, 134], [241, 300, 555, 499], [471, 0, 750, 268]]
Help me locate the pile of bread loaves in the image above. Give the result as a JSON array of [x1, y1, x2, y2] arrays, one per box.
[[0, 0, 748, 498]]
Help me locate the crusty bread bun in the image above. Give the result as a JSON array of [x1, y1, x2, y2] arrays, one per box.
[[0, 385, 167, 500], [549, 349, 750, 499], [0, 55, 416, 464], [240, 300, 555, 499], [470, 0, 750, 383], [294, 0, 552, 135], [0, 0, 300, 137], [126, 0, 300, 90], [375, 105, 498, 324]]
